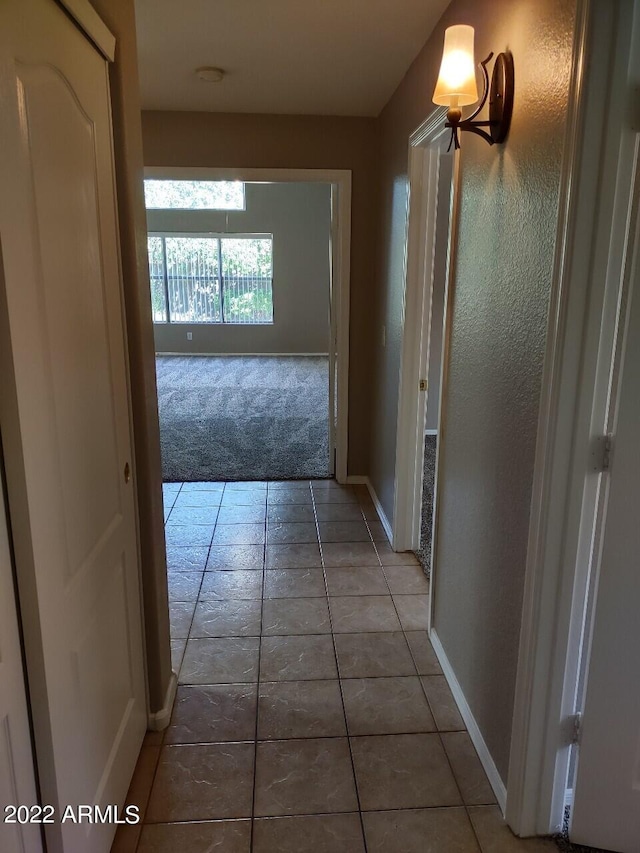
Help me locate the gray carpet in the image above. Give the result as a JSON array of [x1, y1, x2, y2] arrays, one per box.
[[555, 836, 606, 853], [553, 808, 607, 853], [415, 434, 437, 576], [156, 355, 330, 482]]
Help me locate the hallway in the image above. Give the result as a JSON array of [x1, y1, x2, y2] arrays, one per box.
[[114, 480, 556, 852]]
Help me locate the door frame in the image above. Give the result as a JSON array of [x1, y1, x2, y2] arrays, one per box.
[[144, 166, 352, 483], [0, 438, 43, 853], [57, 0, 115, 61], [506, 0, 640, 836], [570, 122, 640, 848], [392, 108, 455, 552]]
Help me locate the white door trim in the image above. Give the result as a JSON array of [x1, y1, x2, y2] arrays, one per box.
[[392, 107, 451, 552], [57, 0, 115, 61], [506, 0, 639, 835], [144, 166, 352, 484]]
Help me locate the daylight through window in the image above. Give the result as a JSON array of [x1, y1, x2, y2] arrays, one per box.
[[148, 234, 273, 325], [144, 180, 245, 210]]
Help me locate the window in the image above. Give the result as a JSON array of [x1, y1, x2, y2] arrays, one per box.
[[144, 180, 245, 210], [148, 234, 273, 325]]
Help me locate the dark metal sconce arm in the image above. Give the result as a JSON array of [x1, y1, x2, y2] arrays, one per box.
[[464, 53, 493, 121], [444, 51, 514, 150]]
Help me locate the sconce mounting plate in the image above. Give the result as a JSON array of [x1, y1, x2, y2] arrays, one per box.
[[489, 52, 514, 143]]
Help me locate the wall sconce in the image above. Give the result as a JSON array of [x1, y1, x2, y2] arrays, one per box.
[[432, 25, 514, 150]]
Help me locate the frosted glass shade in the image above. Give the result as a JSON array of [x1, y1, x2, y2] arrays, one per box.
[[433, 25, 478, 107]]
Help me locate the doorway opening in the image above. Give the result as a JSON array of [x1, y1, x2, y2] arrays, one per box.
[[144, 171, 351, 484], [145, 168, 353, 693], [393, 111, 456, 580]]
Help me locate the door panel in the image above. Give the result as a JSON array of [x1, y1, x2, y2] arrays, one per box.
[[16, 61, 122, 578], [0, 467, 42, 853], [0, 1, 146, 851]]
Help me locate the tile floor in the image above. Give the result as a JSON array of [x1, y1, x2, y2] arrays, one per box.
[[112, 479, 558, 853]]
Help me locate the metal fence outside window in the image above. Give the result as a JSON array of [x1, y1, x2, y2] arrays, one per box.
[[147, 233, 274, 325]]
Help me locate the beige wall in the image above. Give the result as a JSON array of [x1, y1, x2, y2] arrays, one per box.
[[148, 182, 331, 354], [371, 0, 577, 781], [88, 0, 172, 716], [142, 110, 378, 475]]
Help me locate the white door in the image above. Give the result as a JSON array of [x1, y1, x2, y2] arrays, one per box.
[[0, 466, 43, 853], [0, 1, 147, 852], [570, 150, 640, 849]]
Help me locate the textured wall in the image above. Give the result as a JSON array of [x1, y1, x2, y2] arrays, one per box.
[[142, 111, 378, 475], [372, 0, 577, 781]]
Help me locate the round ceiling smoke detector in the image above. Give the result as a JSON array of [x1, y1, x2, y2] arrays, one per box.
[[195, 66, 225, 83]]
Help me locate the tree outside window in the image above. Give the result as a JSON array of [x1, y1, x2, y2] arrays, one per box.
[[147, 234, 273, 325]]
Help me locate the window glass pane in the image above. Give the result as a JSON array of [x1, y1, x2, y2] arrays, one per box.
[[146, 234, 273, 325], [221, 237, 274, 324], [165, 237, 221, 323], [147, 236, 167, 322], [144, 180, 245, 210]]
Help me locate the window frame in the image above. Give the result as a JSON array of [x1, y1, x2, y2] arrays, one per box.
[[147, 231, 274, 326]]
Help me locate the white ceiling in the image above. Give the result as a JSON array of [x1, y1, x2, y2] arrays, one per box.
[[135, 0, 451, 117]]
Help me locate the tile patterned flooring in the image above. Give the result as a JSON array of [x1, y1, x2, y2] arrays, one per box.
[[112, 480, 557, 853]]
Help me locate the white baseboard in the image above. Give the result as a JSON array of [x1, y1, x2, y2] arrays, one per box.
[[346, 475, 395, 547], [155, 351, 329, 358], [148, 671, 178, 732], [430, 629, 508, 812], [363, 477, 394, 544]]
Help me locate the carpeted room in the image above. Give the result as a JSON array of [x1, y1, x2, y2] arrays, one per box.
[[156, 355, 329, 481], [147, 179, 334, 483]]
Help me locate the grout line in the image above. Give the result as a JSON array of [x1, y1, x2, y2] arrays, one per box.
[[367, 532, 444, 719], [165, 483, 223, 683], [166, 483, 204, 669], [357, 497, 484, 845], [135, 490, 194, 853], [159, 729, 464, 746], [161, 480, 182, 523], [169, 627, 467, 650], [132, 752, 162, 851], [159, 479, 477, 849], [310, 482, 370, 853], [248, 486, 268, 852], [465, 804, 488, 853], [139, 803, 491, 826], [360, 502, 464, 759], [370, 526, 487, 842]]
